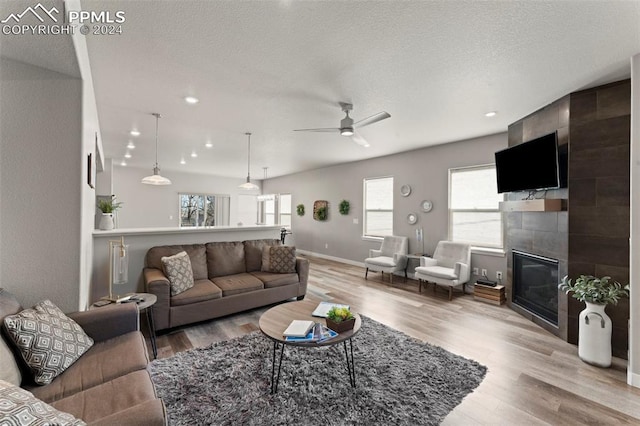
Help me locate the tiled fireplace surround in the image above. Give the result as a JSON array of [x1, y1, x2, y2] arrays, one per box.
[[505, 80, 630, 358]]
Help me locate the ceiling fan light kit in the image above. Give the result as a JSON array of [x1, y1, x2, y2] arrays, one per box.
[[141, 113, 172, 186], [294, 102, 390, 148]]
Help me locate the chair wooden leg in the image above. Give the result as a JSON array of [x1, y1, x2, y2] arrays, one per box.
[[390, 273, 393, 284], [448, 287, 452, 301], [365, 268, 368, 279], [418, 280, 422, 293]]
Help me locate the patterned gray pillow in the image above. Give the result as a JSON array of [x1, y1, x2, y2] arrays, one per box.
[[161, 251, 195, 296], [0, 379, 86, 425], [261, 246, 297, 274], [3, 300, 94, 386]]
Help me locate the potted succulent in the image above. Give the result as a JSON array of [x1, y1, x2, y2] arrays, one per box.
[[325, 306, 355, 333], [296, 204, 305, 216], [97, 196, 123, 230], [558, 275, 629, 367]]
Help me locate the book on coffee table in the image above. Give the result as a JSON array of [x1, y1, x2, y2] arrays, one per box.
[[283, 320, 315, 338], [285, 323, 338, 342], [311, 301, 350, 318]]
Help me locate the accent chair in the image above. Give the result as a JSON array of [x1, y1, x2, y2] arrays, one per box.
[[415, 241, 471, 300], [364, 236, 409, 284]]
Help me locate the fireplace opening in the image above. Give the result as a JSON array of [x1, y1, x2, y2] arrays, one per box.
[[512, 250, 559, 325]]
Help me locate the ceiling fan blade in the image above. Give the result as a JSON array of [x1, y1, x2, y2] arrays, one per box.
[[351, 131, 370, 148], [293, 127, 339, 133], [353, 111, 391, 128]]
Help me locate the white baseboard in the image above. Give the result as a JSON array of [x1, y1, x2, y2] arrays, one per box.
[[296, 249, 365, 268], [628, 370, 640, 388]]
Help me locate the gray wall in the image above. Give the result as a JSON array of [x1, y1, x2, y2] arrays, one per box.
[[0, 58, 83, 312], [107, 166, 261, 228], [263, 133, 508, 281]]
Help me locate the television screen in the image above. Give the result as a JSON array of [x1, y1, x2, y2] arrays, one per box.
[[495, 132, 562, 193]]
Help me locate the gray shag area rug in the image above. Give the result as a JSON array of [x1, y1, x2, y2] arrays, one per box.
[[149, 316, 487, 425]]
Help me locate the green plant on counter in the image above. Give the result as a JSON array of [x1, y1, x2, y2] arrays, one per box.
[[316, 206, 327, 221], [339, 199, 350, 215], [558, 275, 629, 305], [326, 306, 354, 323], [296, 204, 305, 216], [97, 196, 123, 214]]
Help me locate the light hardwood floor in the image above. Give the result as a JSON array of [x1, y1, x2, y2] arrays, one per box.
[[148, 255, 640, 425]]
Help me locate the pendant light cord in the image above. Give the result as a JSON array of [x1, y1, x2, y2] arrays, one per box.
[[153, 113, 161, 167], [246, 132, 252, 179]]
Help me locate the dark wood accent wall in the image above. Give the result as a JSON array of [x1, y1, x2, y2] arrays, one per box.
[[506, 80, 630, 358], [567, 80, 630, 358], [506, 96, 570, 340]]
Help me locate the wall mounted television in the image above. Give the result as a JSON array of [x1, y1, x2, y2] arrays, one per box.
[[494, 131, 567, 194]]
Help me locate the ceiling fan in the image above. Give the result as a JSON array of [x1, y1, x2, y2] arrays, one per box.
[[294, 102, 390, 147]]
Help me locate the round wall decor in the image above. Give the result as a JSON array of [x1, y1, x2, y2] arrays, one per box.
[[421, 200, 433, 212], [400, 184, 412, 197], [407, 213, 418, 224]]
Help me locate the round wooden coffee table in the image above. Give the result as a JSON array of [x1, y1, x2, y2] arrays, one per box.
[[259, 300, 361, 393]]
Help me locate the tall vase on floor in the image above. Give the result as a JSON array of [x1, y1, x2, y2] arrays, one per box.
[[559, 275, 629, 368], [578, 302, 612, 367]]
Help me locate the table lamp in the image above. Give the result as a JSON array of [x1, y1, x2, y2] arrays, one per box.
[[106, 236, 130, 302]]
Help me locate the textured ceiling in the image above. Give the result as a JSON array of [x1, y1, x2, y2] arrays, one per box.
[[24, 1, 640, 179]]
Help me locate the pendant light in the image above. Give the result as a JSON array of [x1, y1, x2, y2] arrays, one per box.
[[239, 132, 259, 190], [141, 113, 172, 185]]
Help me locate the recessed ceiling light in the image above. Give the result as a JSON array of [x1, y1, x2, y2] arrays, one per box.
[[120, 160, 127, 166], [124, 151, 132, 159], [184, 96, 199, 105], [130, 129, 140, 137], [180, 158, 186, 165], [191, 151, 198, 158], [205, 141, 213, 148], [485, 111, 497, 117], [126, 141, 135, 149]]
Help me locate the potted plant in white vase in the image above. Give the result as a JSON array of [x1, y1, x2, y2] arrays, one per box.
[[559, 275, 629, 367], [97, 196, 123, 230]]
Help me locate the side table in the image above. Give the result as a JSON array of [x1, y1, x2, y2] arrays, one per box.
[[90, 293, 158, 359]]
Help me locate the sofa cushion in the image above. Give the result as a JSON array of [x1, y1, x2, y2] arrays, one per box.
[[415, 265, 458, 280], [206, 242, 246, 278], [3, 300, 94, 386], [243, 239, 281, 272], [146, 244, 208, 280], [28, 331, 148, 403], [171, 280, 222, 307], [50, 370, 159, 424], [0, 289, 24, 386], [161, 251, 195, 296], [261, 246, 297, 273], [250, 271, 299, 289], [0, 379, 86, 425], [212, 273, 264, 297]]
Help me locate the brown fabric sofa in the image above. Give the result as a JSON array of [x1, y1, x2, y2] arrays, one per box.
[[0, 288, 166, 425], [144, 239, 309, 331]]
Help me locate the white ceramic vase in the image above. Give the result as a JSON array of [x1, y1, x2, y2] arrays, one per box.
[[578, 301, 612, 367], [99, 213, 114, 230]]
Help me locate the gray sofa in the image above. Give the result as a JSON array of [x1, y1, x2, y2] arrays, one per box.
[[0, 288, 166, 425], [143, 239, 309, 331]]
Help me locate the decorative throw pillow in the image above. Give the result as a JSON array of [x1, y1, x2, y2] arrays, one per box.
[[0, 379, 86, 425], [261, 246, 297, 274], [161, 251, 195, 296], [3, 300, 94, 386]]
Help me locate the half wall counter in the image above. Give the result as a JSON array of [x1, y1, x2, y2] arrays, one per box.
[[91, 226, 282, 304]]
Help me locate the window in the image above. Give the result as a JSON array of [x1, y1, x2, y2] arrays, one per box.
[[179, 193, 230, 227], [279, 194, 292, 228], [449, 165, 503, 248], [363, 176, 394, 238]]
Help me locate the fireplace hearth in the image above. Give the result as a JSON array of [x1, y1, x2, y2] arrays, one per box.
[[512, 250, 559, 325]]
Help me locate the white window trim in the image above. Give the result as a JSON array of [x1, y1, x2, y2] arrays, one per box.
[[363, 175, 394, 239], [448, 164, 504, 249]]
